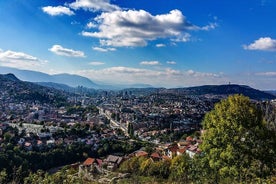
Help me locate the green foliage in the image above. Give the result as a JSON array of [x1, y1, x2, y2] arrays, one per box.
[[200, 95, 276, 182], [139, 158, 153, 176], [0, 169, 7, 184], [24, 168, 88, 184], [169, 155, 191, 183], [119, 156, 172, 180], [127, 122, 134, 137], [119, 156, 146, 174], [0, 140, 91, 183], [3, 132, 12, 143]]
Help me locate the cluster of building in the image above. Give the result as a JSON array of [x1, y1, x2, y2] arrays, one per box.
[[96, 91, 219, 141], [78, 134, 203, 180], [1, 88, 216, 181], [0, 89, 220, 157]]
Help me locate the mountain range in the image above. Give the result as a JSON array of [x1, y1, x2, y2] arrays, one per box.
[[0, 72, 275, 101], [0, 67, 275, 101], [0, 66, 99, 88], [0, 66, 153, 90], [0, 73, 69, 105], [174, 85, 276, 100], [123, 85, 276, 101]]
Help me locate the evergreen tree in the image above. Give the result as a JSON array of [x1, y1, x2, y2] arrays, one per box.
[[128, 122, 134, 137]]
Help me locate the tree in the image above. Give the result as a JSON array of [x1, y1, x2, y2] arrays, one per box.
[[140, 158, 153, 176], [169, 155, 191, 183], [127, 122, 134, 137], [3, 132, 12, 143], [200, 95, 276, 183], [0, 169, 7, 184]]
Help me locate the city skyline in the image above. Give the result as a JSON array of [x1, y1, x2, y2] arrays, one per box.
[[0, 0, 276, 89]]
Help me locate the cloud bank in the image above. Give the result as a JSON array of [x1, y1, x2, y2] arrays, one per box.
[[75, 66, 224, 87]]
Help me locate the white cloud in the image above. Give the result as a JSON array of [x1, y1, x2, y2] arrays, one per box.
[[49, 45, 85, 57], [140, 61, 160, 66], [167, 61, 176, 65], [92, 47, 116, 52], [171, 33, 191, 42], [255, 72, 276, 77], [82, 9, 215, 47], [74, 66, 224, 87], [86, 22, 97, 28], [89, 61, 105, 65], [243, 37, 276, 51], [156, 43, 166, 47], [0, 49, 47, 70], [69, 0, 120, 12], [42, 6, 75, 16], [201, 22, 218, 31]]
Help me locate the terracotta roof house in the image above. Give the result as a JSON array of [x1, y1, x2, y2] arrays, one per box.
[[83, 158, 95, 166], [162, 155, 171, 161], [166, 144, 179, 159], [177, 147, 186, 156], [79, 157, 103, 177], [135, 150, 149, 157], [150, 152, 161, 161], [186, 136, 193, 142]]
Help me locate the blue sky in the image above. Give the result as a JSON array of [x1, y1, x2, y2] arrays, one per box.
[[0, 0, 276, 89]]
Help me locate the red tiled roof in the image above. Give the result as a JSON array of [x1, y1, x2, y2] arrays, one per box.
[[186, 136, 193, 141], [24, 142, 31, 147], [96, 159, 103, 166], [169, 145, 178, 152], [177, 148, 186, 154], [162, 155, 171, 160], [150, 152, 160, 158], [135, 151, 148, 157], [83, 158, 95, 166]]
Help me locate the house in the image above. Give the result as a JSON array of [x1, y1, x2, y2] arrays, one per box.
[[46, 139, 55, 147], [150, 152, 161, 161], [166, 144, 179, 159], [104, 155, 123, 171], [177, 147, 186, 156], [24, 142, 32, 151], [186, 136, 193, 142], [177, 141, 190, 147], [162, 155, 171, 161], [36, 140, 43, 150], [135, 150, 148, 157], [78, 157, 103, 177], [186, 145, 199, 158]]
